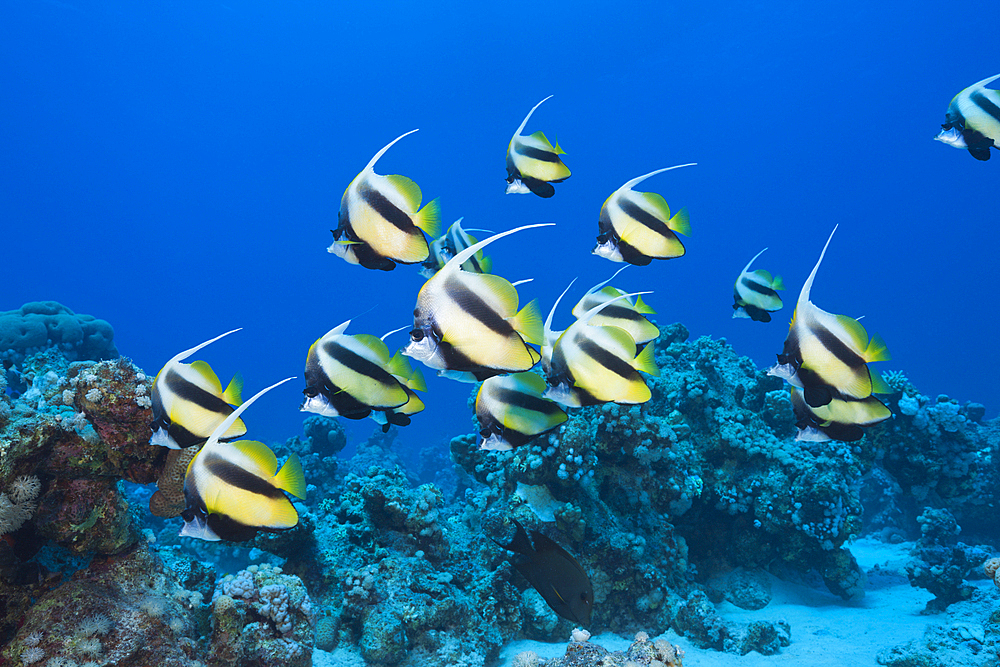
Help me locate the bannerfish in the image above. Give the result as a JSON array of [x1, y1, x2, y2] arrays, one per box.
[[476, 372, 567, 451], [370, 350, 427, 432], [544, 290, 660, 408], [150, 329, 246, 450], [570, 268, 659, 347], [419, 217, 493, 278], [790, 383, 891, 443], [403, 224, 551, 382], [493, 519, 594, 625], [505, 96, 571, 198], [936, 73, 1000, 161], [329, 129, 442, 270], [181, 377, 306, 542], [593, 164, 696, 266], [301, 320, 410, 423], [770, 226, 890, 408], [733, 248, 785, 323]]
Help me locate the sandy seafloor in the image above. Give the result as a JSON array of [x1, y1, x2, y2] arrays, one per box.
[[309, 538, 998, 666]]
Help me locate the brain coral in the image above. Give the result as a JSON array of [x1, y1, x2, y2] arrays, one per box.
[[0, 301, 118, 364]]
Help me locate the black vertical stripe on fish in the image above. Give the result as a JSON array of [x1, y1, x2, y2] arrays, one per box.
[[359, 183, 416, 232], [617, 239, 654, 266], [591, 302, 647, 323], [970, 90, 1000, 123], [740, 276, 776, 296], [618, 198, 675, 237], [323, 341, 398, 385], [444, 276, 517, 337], [813, 325, 868, 372], [493, 385, 563, 416], [578, 337, 637, 380], [515, 144, 563, 163], [165, 369, 235, 416], [167, 421, 206, 449], [203, 451, 287, 500]]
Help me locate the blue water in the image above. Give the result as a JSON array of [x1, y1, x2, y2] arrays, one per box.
[[4, 0, 999, 451]]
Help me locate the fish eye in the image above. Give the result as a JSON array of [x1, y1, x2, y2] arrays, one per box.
[[410, 329, 424, 341]]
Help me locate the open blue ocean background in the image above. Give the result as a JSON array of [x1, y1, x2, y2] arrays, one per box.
[[4, 0, 998, 454]]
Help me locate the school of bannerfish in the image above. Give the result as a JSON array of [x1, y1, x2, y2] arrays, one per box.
[[144, 78, 998, 544]]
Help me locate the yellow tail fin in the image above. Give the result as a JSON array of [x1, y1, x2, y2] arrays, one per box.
[[275, 453, 306, 500]]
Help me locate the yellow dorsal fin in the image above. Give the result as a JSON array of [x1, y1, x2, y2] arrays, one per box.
[[527, 130, 555, 150], [352, 334, 393, 365], [223, 372, 244, 406], [510, 371, 548, 396], [865, 332, 891, 363], [188, 360, 223, 394], [274, 453, 306, 500], [383, 173, 422, 211], [668, 206, 691, 236], [633, 295, 656, 315], [231, 440, 279, 476], [512, 299, 544, 346], [413, 197, 442, 238], [834, 314, 871, 352], [637, 191, 671, 221], [633, 342, 660, 377]]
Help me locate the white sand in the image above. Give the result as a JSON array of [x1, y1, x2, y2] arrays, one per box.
[[501, 538, 996, 666]]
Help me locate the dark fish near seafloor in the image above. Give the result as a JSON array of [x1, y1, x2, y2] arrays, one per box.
[[493, 519, 594, 625]]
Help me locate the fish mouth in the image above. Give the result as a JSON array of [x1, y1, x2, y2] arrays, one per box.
[[505, 179, 532, 195], [592, 240, 623, 262], [179, 514, 221, 542], [935, 127, 967, 148], [300, 394, 341, 417]]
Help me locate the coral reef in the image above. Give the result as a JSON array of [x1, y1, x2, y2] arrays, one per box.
[[3, 306, 1000, 666]]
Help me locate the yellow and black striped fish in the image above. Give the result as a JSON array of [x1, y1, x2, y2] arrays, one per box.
[[544, 291, 660, 407], [733, 248, 785, 323], [419, 217, 493, 278], [181, 378, 306, 542], [593, 165, 695, 266], [475, 372, 567, 451], [790, 384, 891, 443], [404, 224, 551, 382], [936, 73, 1000, 161], [770, 226, 890, 409], [570, 270, 659, 348], [505, 96, 571, 198], [150, 329, 245, 450], [329, 129, 441, 270], [301, 320, 410, 422]]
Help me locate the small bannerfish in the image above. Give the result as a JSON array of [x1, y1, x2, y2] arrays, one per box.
[[506, 96, 571, 198], [419, 218, 493, 278], [150, 329, 245, 450], [403, 224, 551, 381], [370, 350, 427, 432], [733, 248, 785, 322], [493, 519, 594, 624], [570, 269, 659, 347], [476, 372, 567, 451], [593, 164, 696, 265], [769, 226, 890, 408], [936, 73, 1000, 161], [301, 320, 410, 421], [181, 378, 306, 542], [329, 130, 442, 270], [544, 290, 659, 407], [790, 383, 891, 443]]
